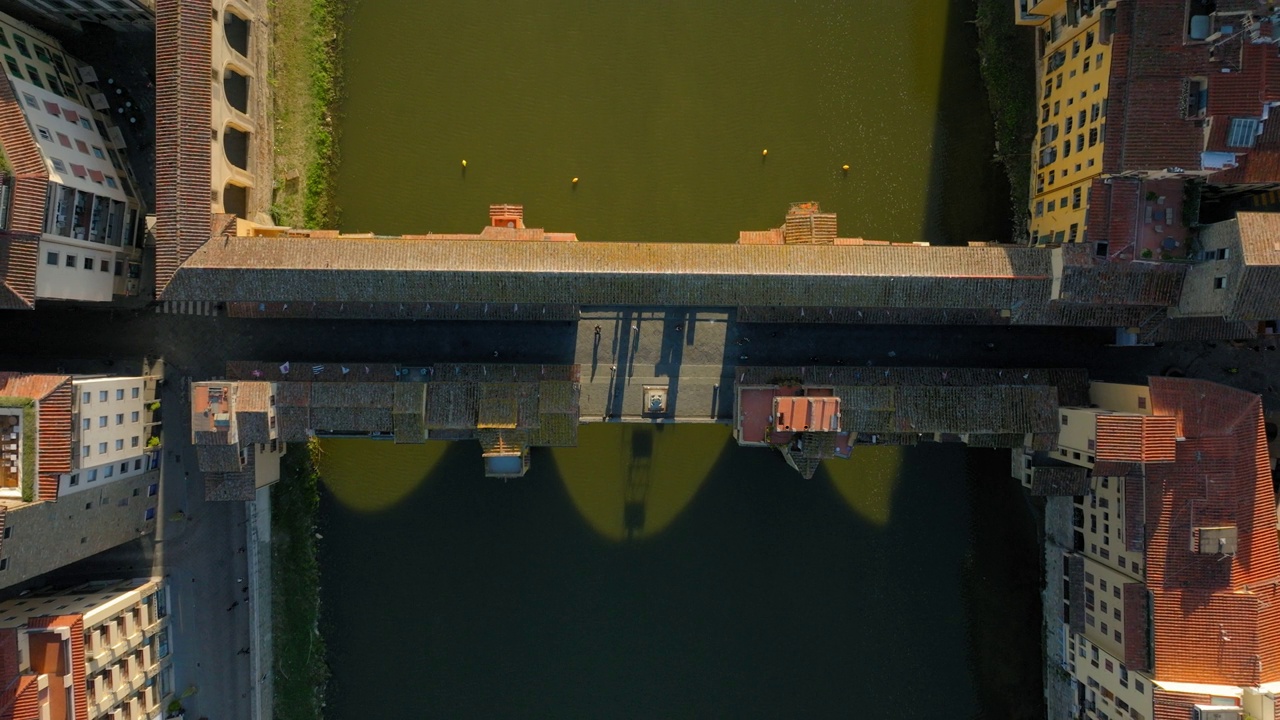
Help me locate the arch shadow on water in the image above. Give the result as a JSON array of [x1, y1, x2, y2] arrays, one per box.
[[316, 430, 1037, 718]]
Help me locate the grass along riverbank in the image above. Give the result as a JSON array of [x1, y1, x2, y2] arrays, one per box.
[[973, 0, 1036, 242], [271, 438, 328, 720], [269, 0, 344, 228]]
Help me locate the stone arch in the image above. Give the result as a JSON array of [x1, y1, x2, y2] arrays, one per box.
[[222, 124, 250, 171], [223, 66, 249, 114], [222, 182, 249, 219]]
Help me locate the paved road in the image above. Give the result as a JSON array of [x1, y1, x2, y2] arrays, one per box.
[[0, 303, 1277, 720]]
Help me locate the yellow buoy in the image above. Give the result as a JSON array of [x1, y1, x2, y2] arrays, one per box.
[[572, 177, 579, 185], [461, 159, 467, 168], [842, 164, 850, 172], [762, 149, 768, 157]]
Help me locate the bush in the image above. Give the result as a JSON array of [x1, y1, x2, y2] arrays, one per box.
[[1141, 249, 1153, 259]]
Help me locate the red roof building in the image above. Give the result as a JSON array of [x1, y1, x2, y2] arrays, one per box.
[[1051, 378, 1280, 719]]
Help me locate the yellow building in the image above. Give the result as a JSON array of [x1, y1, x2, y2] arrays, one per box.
[[1017, 0, 1114, 245]]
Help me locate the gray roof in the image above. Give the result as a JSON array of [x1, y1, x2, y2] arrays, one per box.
[[197, 445, 243, 473], [1029, 466, 1092, 496], [163, 237, 1055, 309]]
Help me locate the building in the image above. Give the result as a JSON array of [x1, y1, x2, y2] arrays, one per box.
[[0, 10, 145, 305], [3, 0, 153, 32], [0, 373, 160, 589], [1022, 377, 1280, 719], [191, 361, 581, 498], [1174, 211, 1280, 330], [69, 375, 161, 498], [1017, 0, 1115, 247], [735, 366, 1090, 478], [0, 578, 174, 719], [1020, 0, 1280, 259], [190, 379, 283, 500]]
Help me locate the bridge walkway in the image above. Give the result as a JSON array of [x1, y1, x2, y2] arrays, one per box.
[[575, 308, 736, 423]]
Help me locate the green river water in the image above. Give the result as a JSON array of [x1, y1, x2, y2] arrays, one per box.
[[321, 1, 1041, 718]]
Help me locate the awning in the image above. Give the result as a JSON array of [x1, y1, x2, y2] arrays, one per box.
[[42, 100, 59, 117], [88, 169, 104, 183], [62, 108, 78, 123], [70, 164, 87, 178]]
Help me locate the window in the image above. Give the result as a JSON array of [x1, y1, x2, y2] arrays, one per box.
[[1072, 40, 1080, 58], [33, 45, 47, 63], [79, 117, 90, 130], [134, 458, 142, 470], [82, 445, 90, 458], [1083, 58, 1090, 72], [105, 176, 117, 189], [36, 126, 52, 142], [81, 418, 89, 430], [119, 461, 127, 472], [64, 254, 76, 268], [1048, 199, 1056, 212], [1065, 117, 1073, 133], [51, 157, 66, 173], [1069, 223, 1079, 243], [45, 74, 60, 96], [115, 413, 123, 425], [69, 473, 78, 487], [1113, 607, 1121, 620], [1229, 118, 1261, 148], [0, 29, 8, 48], [99, 259, 108, 272], [1137, 396, 1147, 409], [25, 66, 40, 87], [1216, 247, 1230, 260], [131, 436, 138, 447], [1100, 579, 1107, 591], [1085, 571, 1094, 585], [103, 465, 113, 478], [82, 391, 91, 404], [0, 559, 9, 572], [1214, 276, 1228, 290], [130, 411, 139, 422], [98, 391, 107, 402], [83, 257, 93, 270], [115, 389, 124, 401], [74, 139, 87, 154], [1086, 31, 1095, 49], [14, 35, 29, 58], [4, 56, 17, 77], [1076, 134, 1085, 152], [145, 507, 156, 521], [115, 439, 123, 451], [87, 469, 96, 482], [46, 251, 58, 266], [131, 387, 139, 399], [97, 442, 106, 454], [1136, 679, 1145, 693], [148, 483, 158, 497]]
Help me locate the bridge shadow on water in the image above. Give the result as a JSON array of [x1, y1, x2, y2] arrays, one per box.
[[317, 427, 1039, 718]]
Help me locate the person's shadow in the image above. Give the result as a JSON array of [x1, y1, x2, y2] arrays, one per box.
[[590, 326, 602, 381]]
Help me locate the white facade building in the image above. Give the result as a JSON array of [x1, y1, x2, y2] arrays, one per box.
[[68, 375, 156, 496], [0, 12, 144, 302]]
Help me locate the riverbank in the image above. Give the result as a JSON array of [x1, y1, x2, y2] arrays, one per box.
[[271, 438, 328, 720], [973, 0, 1036, 242], [269, 0, 344, 228]]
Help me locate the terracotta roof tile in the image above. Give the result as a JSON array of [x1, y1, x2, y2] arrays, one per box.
[[154, 0, 213, 295], [1096, 414, 1178, 462], [1138, 378, 1280, 685]]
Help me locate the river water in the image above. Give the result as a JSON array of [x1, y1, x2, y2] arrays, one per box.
[[322, 1, 1040, 718]]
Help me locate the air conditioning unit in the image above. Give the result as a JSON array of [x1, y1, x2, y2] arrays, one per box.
[[1195, 705, 1242, 720]]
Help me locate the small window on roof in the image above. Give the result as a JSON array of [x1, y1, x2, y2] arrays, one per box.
[[1228, 118, 1260, 148]]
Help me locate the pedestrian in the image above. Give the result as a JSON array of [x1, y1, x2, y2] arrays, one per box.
[[237, 546, 246, 554], [493, 350, 499, 358], [238, 647, 250, 655], [226, 601, 238, 612], [594, 325, 601, 336]]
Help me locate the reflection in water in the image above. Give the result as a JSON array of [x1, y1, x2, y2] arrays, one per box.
[[824, 445, 904, 527], [317, 438, 445, 512], [317, 431, 1006, 717], [552, 424, 722, 541]]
